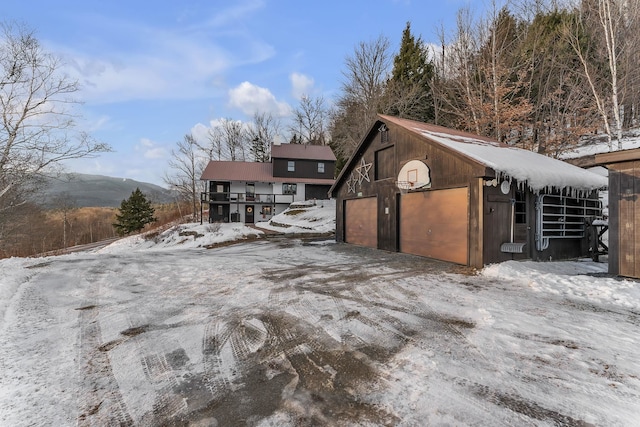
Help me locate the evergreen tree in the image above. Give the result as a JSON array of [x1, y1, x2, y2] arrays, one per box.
[[386, 22, 435, 122], [289, 134, 303, 144], [113, 188, 157, 236]]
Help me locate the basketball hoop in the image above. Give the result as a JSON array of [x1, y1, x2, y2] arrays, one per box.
[[397, 159, 432, 194], [396, 181, 413, 194], [396, 180, 430, 194]]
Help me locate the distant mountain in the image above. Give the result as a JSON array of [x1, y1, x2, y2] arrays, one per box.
[[41, 173, 175, 208]]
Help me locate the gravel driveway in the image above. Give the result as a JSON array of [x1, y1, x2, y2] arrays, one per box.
[[1, 236, 638, 426]]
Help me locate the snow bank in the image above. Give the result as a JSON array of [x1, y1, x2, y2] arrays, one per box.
[[97, 200, 336, 255], [255, 199, 336, 234], [0, 258, 38, 329], [97, 223, 262, 254], [482, 260, 640, 311]]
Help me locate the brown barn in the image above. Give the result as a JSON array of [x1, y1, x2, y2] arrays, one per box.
[[329, 115, 608, 267], [595, 148, 640, 279]]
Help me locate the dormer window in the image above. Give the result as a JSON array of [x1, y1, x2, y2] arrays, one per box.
[[288, 161, 295, 172]]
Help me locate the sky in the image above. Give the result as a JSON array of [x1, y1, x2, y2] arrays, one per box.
[[2, 0, 475, 186]]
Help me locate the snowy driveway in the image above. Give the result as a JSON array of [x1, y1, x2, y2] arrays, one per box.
[[1, 237, 639, 426]]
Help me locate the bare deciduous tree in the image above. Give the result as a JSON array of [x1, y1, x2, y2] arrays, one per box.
[[330, 35, 392, 163], [0, 22, 109, 212], [564, 0, 639, 150], [247, 112, 280, 161], [437, 8, 484, 135], [50, 192, 77, 249], [164, 134, 205, 220], [290, 95, 328, 145], [219, 118, 246, 161], [202, 126, 223, 161]]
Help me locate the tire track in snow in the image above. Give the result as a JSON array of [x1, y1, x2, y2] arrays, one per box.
[[139, 351, 188, 421], [202, 320, 234, 399], [76, 304, 134, 426]]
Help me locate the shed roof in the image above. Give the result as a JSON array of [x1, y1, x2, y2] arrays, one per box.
[[271, 143, 336, 161], [381, 115, 607, 194], [200, 161, 335, 185], [595, 147, 640, 165]]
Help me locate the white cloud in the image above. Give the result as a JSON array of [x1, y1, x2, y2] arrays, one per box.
[[62, 41, 230, 104], [228, 81, 291, 117], [140, 138, 154, 148], [290, 72, 314, 100], [54, 3, 275, 104], [135, 138, 168, 160], [190, 123, 212, 146], [143, 148, 167, 160], [203, 0, 266, 27]]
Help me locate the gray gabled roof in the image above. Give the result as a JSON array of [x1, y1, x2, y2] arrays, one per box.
[[271, 143, 336, 161]]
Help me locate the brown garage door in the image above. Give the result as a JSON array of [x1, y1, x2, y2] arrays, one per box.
[[400, 187, 469, 265], [345, 197, 377, 248]]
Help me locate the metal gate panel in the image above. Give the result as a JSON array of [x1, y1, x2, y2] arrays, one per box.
[[345, 197, 377, 248], [400, 187, 469, 265]]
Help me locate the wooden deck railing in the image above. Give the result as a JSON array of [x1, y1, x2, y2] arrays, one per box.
[[200, 192, 294, 204]]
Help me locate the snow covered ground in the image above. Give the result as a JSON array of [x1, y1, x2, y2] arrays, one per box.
[[1, 205, 639, 425], [561, 131, 640, 160]]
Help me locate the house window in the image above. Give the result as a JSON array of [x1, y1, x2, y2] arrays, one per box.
[[318, 162, 325, 173], [217, 205, 223, 215], [261, 206, 272, 215], [515, 190, 526, 224], [282, 183, 297, 195], [246, 183, 255, 201], [288, 161, 295, 172], [216, 184, 224, 193]]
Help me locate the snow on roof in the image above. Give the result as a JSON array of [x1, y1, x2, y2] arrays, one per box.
[[417, 129, 608, 194]]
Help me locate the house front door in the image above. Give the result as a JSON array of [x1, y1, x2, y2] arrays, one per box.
[[245, 205, 254, 223]]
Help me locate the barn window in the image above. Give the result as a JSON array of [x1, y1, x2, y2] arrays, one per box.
[[515, 190, 526, 223], [375, 146, 394, 180], [282, 183, 297, 195]]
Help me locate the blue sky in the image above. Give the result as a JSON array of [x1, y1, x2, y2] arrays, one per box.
[[4, 0, 474, 186]]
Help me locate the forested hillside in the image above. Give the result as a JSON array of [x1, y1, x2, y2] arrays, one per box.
[[42, 173, 174, 208], [329, 0, 639, 165]]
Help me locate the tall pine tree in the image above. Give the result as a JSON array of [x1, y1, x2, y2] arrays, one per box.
[[386, 22, 435, 122], [113, 188, 157, 236]]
